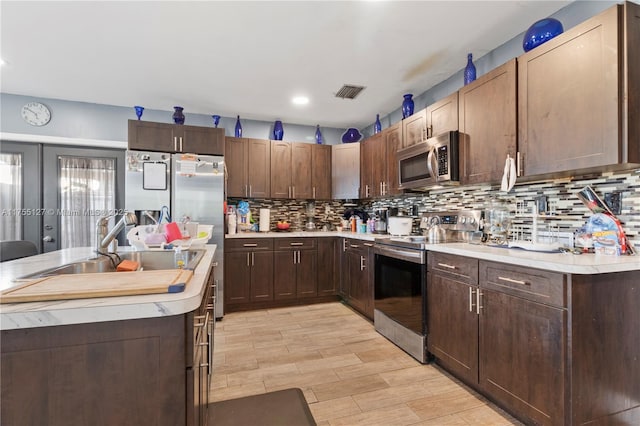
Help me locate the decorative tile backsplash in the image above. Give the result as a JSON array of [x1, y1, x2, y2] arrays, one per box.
[[229, 168, 640, 245]]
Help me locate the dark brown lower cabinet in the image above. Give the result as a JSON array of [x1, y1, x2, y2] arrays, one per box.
[[427, 271, 479, 384], [479, 289, 566, 425], [317, 237, 338, 296], [225, 239, 274, 309], [428, 253, 640, 426], [274, 238, 317, 300], [342, 239, 374, 319]]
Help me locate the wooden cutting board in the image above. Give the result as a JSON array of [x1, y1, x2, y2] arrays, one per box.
[[0, 269, 193, 304]]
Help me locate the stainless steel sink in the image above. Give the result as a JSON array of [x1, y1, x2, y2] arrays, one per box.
[[17, 249, 205, 280]]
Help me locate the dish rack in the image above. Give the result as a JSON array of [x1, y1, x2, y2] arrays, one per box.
[[127, 224, 213, 250]]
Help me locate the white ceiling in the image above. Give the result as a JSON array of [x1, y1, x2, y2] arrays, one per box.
[[0, 1, 570, 129]]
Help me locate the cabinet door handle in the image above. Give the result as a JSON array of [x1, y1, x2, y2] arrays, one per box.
[[363, 242, 373, 247], [245, 185, 248, 197], [246, 252, 250, 266], [343, 239, 347, 252], [252, 252, 255, 266], [249, 185, 252, 197], [179, 136, 183, 152], [297, 250, 301, 264], [517, 152, 522, 177], [469, 287, 476, 313], [313, 187, 316, 199], [174, 136, 178, 152], [292, 186, 295, 198], [437, 263, 456, 270], [243, 243, 258, 247], [350, 244, 360, 248], [293, 251, 297, 264], [290, 242, 304, 246], [498, 276, 529, 286], [476, 290, 483, 315]]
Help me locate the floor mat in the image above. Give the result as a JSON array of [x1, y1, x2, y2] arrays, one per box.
[[209, 388, 317, 426]]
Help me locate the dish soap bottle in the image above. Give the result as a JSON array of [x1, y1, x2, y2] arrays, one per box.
[[174, 246, 187, 269]]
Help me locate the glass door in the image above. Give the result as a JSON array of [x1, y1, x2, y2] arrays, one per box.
[[0, 142, 41, 252], [43, 146, 125, 252]]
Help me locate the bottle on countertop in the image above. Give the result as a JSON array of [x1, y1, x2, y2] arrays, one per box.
[[350, 215, 357, 232], [174, 246, 187, 269]]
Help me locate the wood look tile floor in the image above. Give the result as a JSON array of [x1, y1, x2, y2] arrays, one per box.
[[212, 302, 523, 426]]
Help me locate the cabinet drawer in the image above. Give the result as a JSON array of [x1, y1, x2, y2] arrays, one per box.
[[479, 261, 566, 308], [225, 238, 273, 251], [274, 237, 316, 250], [428, 252, 478, 285]]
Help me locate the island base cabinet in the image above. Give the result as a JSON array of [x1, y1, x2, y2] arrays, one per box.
[[479, 289, 566, 426], [1, 316, 187, 426]]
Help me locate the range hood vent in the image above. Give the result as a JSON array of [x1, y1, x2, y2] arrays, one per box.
[[335, 84, 366, 99]]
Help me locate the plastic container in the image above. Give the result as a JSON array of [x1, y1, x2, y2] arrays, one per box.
[[165, 222, 183, 243]]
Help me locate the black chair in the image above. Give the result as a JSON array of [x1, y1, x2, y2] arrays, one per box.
[[0, 240, 39, 262]]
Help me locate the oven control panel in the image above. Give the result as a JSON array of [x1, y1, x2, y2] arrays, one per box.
[[420, 210, 482, 233]]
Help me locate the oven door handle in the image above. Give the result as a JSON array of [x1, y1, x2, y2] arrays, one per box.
[[374, 244, 425, 264]]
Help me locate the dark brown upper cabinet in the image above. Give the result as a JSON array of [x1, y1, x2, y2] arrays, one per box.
[[426, 92, 459, 139], [128, 120, 224, 155], [518, 2, 640, 178], [225, 137, 270, 198], [459, 59, 517, 185]]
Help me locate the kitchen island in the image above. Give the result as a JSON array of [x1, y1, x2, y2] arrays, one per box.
[[0, 245, 217, 426]]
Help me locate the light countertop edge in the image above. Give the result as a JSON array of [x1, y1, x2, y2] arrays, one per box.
[[0, 245, 216, 331]]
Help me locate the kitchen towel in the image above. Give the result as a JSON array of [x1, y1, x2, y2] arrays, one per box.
[[500, 154, 517, 192], [259, 208, 271, 232]]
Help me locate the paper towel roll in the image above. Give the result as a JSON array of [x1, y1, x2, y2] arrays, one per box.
[[259, 208, 270, 232]]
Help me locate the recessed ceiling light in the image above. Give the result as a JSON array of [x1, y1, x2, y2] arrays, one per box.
[[292, 96, 309, 105]]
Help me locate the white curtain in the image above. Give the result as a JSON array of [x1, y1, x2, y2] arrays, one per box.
[[0, 153, 22, 240], [59, 156, 116, 249]]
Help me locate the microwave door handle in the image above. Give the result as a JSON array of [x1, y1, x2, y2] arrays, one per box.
[[426, 147, 437, 181]]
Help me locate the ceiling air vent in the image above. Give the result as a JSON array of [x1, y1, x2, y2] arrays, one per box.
[[335, 84, 366, 100]]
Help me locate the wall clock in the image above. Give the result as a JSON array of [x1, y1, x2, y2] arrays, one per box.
[[21, 102, 51, 126]]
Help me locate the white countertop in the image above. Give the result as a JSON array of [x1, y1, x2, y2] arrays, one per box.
[[226, 230, 379, 241], [0, 245, 216, 331], [424, 243, 640, 274]]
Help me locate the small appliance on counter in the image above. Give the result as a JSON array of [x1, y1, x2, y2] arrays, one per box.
[[373, 209, 388, 234], [387, 216, 413, 236]]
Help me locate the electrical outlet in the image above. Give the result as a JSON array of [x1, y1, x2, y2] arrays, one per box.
[[604, 192, 622, 215]]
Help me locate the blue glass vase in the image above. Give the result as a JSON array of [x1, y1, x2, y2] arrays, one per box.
[[212, 115, 220, 128], [273, 120, 284, 140], [315, 125, 323, 144], [235, 115, 242, 138], [402, 94, 414, 119], [134, 106, 144, 120], [523, 18, 564, 52], [172, 106, 185, 125], [341, 128, 362, 143], [464, 54, 476, 85], [374, 114, 382, 134]]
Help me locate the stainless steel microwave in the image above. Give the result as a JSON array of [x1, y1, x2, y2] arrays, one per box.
[[397, 130, 460, 190]]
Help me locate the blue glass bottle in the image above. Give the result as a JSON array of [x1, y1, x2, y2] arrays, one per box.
[[273, 120, 284, 140], [315, 125, 323, 144], [374, 114, 382, 134], [212, 115, 220, 128], [172, 106, 185, 125], [402, 94, 414, 119], [464, 53, 476, 85], [134, 106, 144, 120], [235, 115, 242, 138]]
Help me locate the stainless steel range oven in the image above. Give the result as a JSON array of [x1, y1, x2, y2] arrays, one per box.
[[373, 210, 482, 364], [374, 238, 428, 363]]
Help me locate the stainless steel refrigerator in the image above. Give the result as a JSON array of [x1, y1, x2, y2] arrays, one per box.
[[125, 150, 225, 319]]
